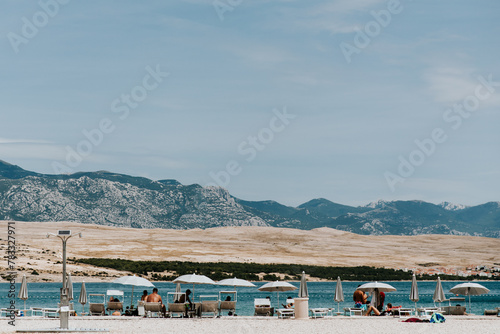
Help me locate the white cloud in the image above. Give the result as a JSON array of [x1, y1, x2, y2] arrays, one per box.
[[0, 138, 52, 144]]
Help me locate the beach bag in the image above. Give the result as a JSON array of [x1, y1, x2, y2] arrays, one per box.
[[429, 313, 446, 323]]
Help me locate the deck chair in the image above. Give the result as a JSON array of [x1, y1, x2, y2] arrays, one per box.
[[277, 298, 295, 319], [218, 291, 237, 316], [343, 307, 363, 316], [219, 300, 236, 316], [144, 302, 163, 318], [254, 298, 273, 316], [168, 303, 186, 318], [106, 290, 124, 315], [89, 294, 105, 316], [201, 301, 219, 318], [57, 302, 76, 316]]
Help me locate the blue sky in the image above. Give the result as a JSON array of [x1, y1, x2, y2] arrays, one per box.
[[1, 0, 499, 207]]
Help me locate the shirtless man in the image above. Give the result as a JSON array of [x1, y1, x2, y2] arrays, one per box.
[[146, 288, 166, 316]]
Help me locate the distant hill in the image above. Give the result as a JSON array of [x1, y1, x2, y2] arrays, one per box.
[[0, 160, 498, 237]]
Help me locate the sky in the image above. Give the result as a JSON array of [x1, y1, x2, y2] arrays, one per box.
[[1, 0, 499, 207]]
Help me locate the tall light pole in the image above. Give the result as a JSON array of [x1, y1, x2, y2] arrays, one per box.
[[47, 230, 81, 330]]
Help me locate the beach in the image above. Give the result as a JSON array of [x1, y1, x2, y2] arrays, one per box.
[[3, 315, 500, 334]]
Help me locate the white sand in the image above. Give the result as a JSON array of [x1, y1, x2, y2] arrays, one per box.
[[2, 316, 499, 334]]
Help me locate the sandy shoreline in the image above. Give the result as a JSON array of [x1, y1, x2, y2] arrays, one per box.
[[2, 315, 499, 334]]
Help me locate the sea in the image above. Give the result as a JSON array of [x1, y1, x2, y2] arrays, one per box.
[[1, 281, 499, 316]]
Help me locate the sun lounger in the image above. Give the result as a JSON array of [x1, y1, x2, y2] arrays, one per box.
[[442, 305, 466, 315], [218, 291, 237, 316], [310, 308, 330, 318], [144, 302, 163, 318], [44, 308, 60, 318], [394, 307, 414, 318], [276, 308, 294, 319], [254, 298, 273, 316], [106, 290, 124, 315], [219, 301, 236, 316], [344, 307, 363, 316], [417, 307, 441, 318], [89, 293, 105, 316], [201, 301, 219, 318], [168, 303, 186, 318]]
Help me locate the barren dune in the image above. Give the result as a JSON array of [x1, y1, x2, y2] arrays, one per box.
[[1, 221, 499, 282]]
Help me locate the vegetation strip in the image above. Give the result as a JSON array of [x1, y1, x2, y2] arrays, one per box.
[[72, 258, 482, 281]]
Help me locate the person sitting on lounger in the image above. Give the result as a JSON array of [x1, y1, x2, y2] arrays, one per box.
[[177, 289, 193, 317], [282, 296, 294, 309], [141, 290, 148, 301], [366, 299, 389, 317], [146, 288, 166, 316]]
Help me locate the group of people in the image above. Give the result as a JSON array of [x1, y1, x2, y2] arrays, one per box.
[[141, 288, 195, 317], [353, 286, 397, 316]]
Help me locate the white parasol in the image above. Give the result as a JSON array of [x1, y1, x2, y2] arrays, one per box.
[[113, 275, 155, 308], [449, 282, 490, 314], [258, 281, 297, 308], [173, 273, 216, 301]]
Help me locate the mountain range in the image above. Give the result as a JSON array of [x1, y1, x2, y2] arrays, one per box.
[[0, 160, 498, 238]]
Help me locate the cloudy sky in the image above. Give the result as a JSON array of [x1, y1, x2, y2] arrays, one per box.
[[1, 0, 499, 207]]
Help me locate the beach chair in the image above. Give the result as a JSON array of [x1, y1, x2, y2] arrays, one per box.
[[219, 291, 236, 316], [343, 307, 363, 316], [309, 308, 330, 318], [89, 293, 105, 316], [57, 302, 76, 316], [254, 298, 273, 316], [106, 290, 124, 315], [144, 302, 163, 318], [276, 298, 295, 319], [167, 292, 187, 318], [167, 303, 186, 318], [417, 307, 441, 318], [200, 301, 219, 318]]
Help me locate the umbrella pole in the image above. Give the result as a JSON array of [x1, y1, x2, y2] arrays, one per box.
[[469, 294, 471, 315], [24, 301, 26, 315], [131, 286, 134, 309]]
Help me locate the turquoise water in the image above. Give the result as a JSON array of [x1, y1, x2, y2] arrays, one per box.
[[2, 281, 499, 316]]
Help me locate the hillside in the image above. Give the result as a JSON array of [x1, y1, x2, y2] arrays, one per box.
[[0, 160, 499, 237]]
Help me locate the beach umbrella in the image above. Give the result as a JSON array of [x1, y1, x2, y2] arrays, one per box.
[[358, 282, 396, 309], [18, 274, 28, 313], [433, 276, 446, 307], [449, 282, 490, 314], [409, 273, 419, 310], [218, 277, 256, 288], [258, 281, 297, 308], [298, 271, 308, 298], [334, 276, 344, 313], [65, 273, 74, 301], [113, 275, 155, 308], [173, 273, 216, 301], [78, 281, 87, 315], [358, 281, 397, 293]]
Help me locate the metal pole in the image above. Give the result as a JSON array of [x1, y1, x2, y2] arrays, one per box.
[[60, 236, 70, 329]]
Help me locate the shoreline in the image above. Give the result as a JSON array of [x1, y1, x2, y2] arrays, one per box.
[[3, 315, 500, 334]]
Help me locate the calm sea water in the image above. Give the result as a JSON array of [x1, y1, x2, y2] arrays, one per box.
[[2, 281, 499, 316]]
